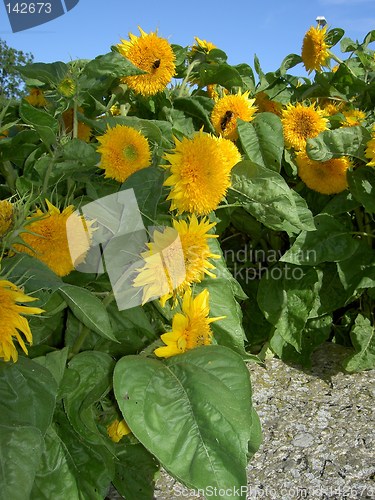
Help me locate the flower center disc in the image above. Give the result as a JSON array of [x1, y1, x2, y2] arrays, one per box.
[[123, 144, 138, 161]]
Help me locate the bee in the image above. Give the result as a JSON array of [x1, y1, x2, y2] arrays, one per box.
[[220, 110, 234, 131], [152, 59, 161, 70]]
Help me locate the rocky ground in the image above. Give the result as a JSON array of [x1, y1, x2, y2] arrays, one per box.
[[111, 343, 375, 499]]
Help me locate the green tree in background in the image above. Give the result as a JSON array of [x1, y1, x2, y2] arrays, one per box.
[[0, 38, 33, 99]]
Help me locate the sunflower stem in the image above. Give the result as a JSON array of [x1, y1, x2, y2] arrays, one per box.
[[42, 159, 55, 195], [0, 161, 17, 193], [177, 60, 199, 97], [140, 338, 163, 357], [215, 203, 243, 210], [73, 100, 78, 139]]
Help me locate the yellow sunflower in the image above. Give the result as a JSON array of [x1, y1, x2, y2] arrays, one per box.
[[57, 77, 76, 98], [133, 215, 220, 306], [319, 99, 344, 116], [0, 280, 44, 362], [107, 419, 131, 442], [0, 200, 14, 237], [191, 37, 217, 53], [117, 27, 176, 96], [15, 200, 93, 277], [211, 90, 257, 141], [25, 88, 48, 107], [341, 109, 366, 127], [164, 131, 241, 215], [62, 107, 92, 142], [154, 288, 224, 358], [296, 151, 351, 194], [254, 91, 282, 116], [282, 103, 328, 151], [365, 136, 375, 167], [97, 124, 151, 183], [301, 25, 331, 73]]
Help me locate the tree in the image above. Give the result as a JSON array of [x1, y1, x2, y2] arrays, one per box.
[[0, 38, 33, 99]]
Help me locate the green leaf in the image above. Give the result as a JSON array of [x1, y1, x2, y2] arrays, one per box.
[[229, 160, 315, 234], [340, 37, 358, 52], [0, 425, 43, 500], [19, 101, 58, 147], [83, 51, 146, 79], [306, 126, 371, 162], [173, 96, 215, 133], [114, 346, 260, 498], [59, 285, 117, 341], [363, 29, 375, 47], [279, 54, 302, 75], [0, 357, 57, 434], [322, 191, 360, 215], [337, 242, 375, 294], [237, 114, 284, 172], [18, 61, 68, 85], [30, 425, 81, 500], [64, 351, 115, 445], [61, 139, 99, 167], [342, 315, 375, 372], [257, 264, 320, 351], [347, 166, 375, 213], [113, 443, 160, 500], [326, 28, 345, 47], [33, 348, 69, 388], [280, 214, 359, 265]]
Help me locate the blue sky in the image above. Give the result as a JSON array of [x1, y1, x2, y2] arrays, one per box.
[[0, 0, 374, 74]]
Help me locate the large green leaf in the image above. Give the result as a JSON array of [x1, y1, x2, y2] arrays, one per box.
[[337, 242, 375, 294], [198, 63, 243, 88], [63, 351, 115, 445], [257, 264, 320, 351], [229, 160, 315, 233], [83, 51, 146, 79], [173, 96, 215, 133], [280, 214, 359, 265], [18, 61, 68, 85], [347, 166, 375, 213], [0, 425, 43, 500], [342, 314, 375, 372], [237, 114, 284, 172], [0, 357, 57, 434], [59, 284, 117, 341], [306, 126, 371, 162], [113, 346, 261, 499], [113, 443, 160, 500], [20, 101, 58, 147]]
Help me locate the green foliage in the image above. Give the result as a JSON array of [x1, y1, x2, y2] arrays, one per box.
[[0, 23, 374, 500], [0, 38, 33, 98]]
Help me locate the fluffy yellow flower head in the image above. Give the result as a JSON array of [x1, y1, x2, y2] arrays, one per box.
[[341, 109, 366, 127], [365, 135, 375, 167], [211, 90, 257, 141], [164, 131, 241, 215], [154, 288, 224, 358], [25, 88, 48, 107], [296, 151, 351, 194], [107, 419, 131, 442], [97, 124, 151, 183], [282, 103, 329, 151], [0, 200, 13, 237], [254, 91, 282, 116], [302, 25, 331, 73], [15, 200, 93, 277], [133, 215, 220, 306], [0, 280, 44, 362], [57, 77, 76, 98], [117, 27, 176, 96]]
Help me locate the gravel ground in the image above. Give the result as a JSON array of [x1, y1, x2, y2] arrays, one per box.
[[111, 343, 375, 499]]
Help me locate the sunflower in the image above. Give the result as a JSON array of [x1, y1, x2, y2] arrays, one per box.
[[0, 200, 13, 237], [107, 419, 131, 442], [319, 99, 344, 116], [0, 280, 44, 362], [97, 124, 151, 183], [191, 37, 217, 54], [296, 151, 351, 194], [254, 91, 282, 116], [211, 90, 257, 141], [62, 107, 92, 142], [25, 88, 48, 107], [164, 131, 241, 215], [117, 27, 176, 96], [133, 215, 220, 306], [15, 200, 93, 277], [301, 25, 331, 73], [282, 103, 328, 151], [341, 109, 366, 127], [365, 136, 375, 167], [154, 288, 224, 358]]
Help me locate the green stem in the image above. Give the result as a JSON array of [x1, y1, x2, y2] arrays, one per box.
[[350, 231, 375, 239], [177, 60, 199, 97], [42, 159, 54, 195], [73, 100, 78, 139], [215, 203, 242, 210], [140, 338, 163, 357], [0, 161, 17, 193]]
